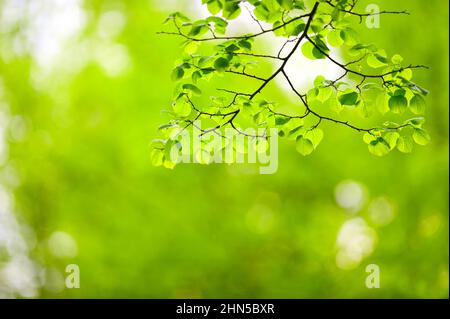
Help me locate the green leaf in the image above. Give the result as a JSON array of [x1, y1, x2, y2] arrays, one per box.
[[408, 82, 429, 96], [206, 16, 227, 27], [198, 56, 214, 67], [367, 52, 388, 68], [350, 43, 377, 53], [206, 0, 222, 15], [317, 87, 334, 102], [314, 35, 330, 56], [391, 54, 403, 65], [192, 70, 202, 83], [287, 126, 304, 140], [225, 43, 240, 52], [412, 128, 431, 146], [314, 75, 326, 87], [355, 99, 372, 118], [214, 57, 230, 71], [304, 128, 324, 148], [171, 67, 184, 81], [301, 36, 329, 60], [151, 138, 166, 149], [272, 20, 284, 37], [368, 137, 391, 157], [296, 136, 314, 156], [393, 88, 406, 96], [301, 41, 318, 60], [182, 83, 202, 95], [276, 0, 293, 10], [284, 19, 305, 36], [407, 117, 425, 127], [275, 116, 291, 126], [383, 131, 400, 149], [222, 1, 241, 20], [168, 126, 183, 140], [293, 0, 305, 10], [173, 99, 192, 117], [397, 135, 414, 153], [338, 91, 359, 106], [409, 94, 426, 114], [340, 27, 359, 46], [238, 39, 252, 51], [254, 3, 270, 21], [163, 159, 177, 169], [165, 12, 190, 24], [158, 123, 177, 131], [328, 95, 343, 113], [363, 132, 377, 144], [151, 149, 165, 167], [164, 139, 180, 163], [327, 29, 344, 47], [388, 95, 408, 114], [201, 67, 215, 75], [188, 23, 209, 37]]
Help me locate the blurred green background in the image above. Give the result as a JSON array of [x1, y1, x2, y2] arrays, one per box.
[[0, 0, 448, 298]]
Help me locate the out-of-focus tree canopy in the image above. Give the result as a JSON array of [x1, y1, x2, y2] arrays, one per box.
[[0, 0, 448, 298]]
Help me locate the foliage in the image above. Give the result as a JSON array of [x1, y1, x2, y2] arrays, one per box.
[[154, 0, 429, 168]]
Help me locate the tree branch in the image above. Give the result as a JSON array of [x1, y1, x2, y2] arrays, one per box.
[[158, 13, 312, 42]]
